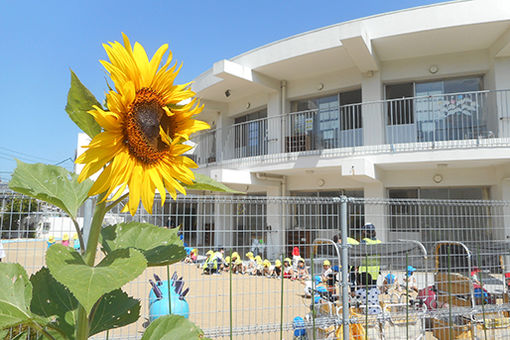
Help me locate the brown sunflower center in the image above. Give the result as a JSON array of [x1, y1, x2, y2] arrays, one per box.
[[125, 88, 171, 164]]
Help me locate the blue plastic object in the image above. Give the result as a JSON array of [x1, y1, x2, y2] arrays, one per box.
[[293, 316, 306, 336], [385, 273, 396, 284], [314, 275, 322, 285], [314, 286, 328, 304], [149, 280, 190, 321]]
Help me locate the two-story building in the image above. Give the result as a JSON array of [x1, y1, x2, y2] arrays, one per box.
[[187, 0, 510, 254]]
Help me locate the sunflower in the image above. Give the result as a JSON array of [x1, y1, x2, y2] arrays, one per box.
[[76, 33, 209, 215]]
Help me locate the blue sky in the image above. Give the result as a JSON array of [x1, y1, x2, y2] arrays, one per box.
[[0, 0, 449, 181]]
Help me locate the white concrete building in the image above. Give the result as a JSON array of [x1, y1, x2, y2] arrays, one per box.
[[188, 0, 510, 250]]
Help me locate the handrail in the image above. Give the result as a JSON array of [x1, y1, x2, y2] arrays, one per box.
[[191, 88, 510, 166]]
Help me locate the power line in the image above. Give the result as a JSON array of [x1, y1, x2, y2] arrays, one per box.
[[0, 151, 42, 164], [0, 146, 57, 163]]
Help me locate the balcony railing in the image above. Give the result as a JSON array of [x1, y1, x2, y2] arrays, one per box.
[[191, 89, 510, 166]]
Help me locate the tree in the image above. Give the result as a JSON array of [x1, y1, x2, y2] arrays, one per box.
[[0, 197, 39, 238]]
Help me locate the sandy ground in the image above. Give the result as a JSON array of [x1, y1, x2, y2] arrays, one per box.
[[3, 241, 309, 340], [5, 240, 510, 340]]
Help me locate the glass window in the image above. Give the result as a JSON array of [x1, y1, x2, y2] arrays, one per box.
[[386, 83, 414, 125], [234, 108, 267, 157], [340, 89, 362, 130], [388, 187, 489, 235], [443, 77, 481, 94]]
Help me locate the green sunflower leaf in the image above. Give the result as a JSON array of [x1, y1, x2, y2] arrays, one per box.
[[8, 160, 93, 219], [30, 267, 77, 339], [141, 315, 211, 340], [184, 173, 242, 193], [46, 245, 147, 314], [101, 222, 186, 267], [0, 263, 34, 329], [65, 69, 102, 138], [89, 289, 140, 336]]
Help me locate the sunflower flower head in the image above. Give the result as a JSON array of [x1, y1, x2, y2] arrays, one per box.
[[76, 33, 209, 215]]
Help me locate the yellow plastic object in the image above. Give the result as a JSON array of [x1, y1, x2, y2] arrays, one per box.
[[334, 309, 366, 339]]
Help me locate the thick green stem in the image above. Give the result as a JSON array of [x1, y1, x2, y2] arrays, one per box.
[[84, 198, 107, 266], [76, 196, 108, 340], [75, 306, 89, 340]]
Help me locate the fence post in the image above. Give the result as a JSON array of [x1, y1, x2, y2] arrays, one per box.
[[81, 197, 95, 250], [340, 195, 349, 340]]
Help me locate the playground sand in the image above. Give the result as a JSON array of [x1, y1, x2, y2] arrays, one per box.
[[3, 241, 309, 339]]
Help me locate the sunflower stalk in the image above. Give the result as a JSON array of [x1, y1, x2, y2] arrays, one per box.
[[76, 194, 108, 340]]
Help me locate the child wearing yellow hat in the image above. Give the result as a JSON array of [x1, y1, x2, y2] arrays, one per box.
[[72, 233, 80, 251], [262, 259, 271, 277], [321, 259, 333, 282], [47, 235, 56, 249], [244, 252, 256, 275], [271, 259, 282, 278], [61, 233, 70, 247], [202, 250, 218, 274], [232, 257, 243, 274], [254, 255, 263, 276]]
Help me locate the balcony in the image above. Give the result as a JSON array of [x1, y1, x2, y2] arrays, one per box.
[[192, 89, 510, 166]]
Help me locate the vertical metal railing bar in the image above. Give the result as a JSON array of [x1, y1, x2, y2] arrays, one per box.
[[340, 196, 349, 340], [447, 245, 453, 340], [310, 247, 316, 340], [476, 245, 488, 340]]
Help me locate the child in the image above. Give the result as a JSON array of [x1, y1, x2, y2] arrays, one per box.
[[214, 248, 226, 271], [47, 235, 56, 248], [232, 257, 243, 274], [292, 247, 301, 270], [283, 258, 294, 279], [354, 272, 381, 315], [254, 255, 263, 275], [61, 234, 70, 247], [272, 260, 282, 278], [294, 258, 310, 281], [381, 273, 396, 294], [72, 233, 80, 251], [223, 256, 231, 271], [321, 260, 333, 283], [262, 259, 271, 277], [399, 266, 418, 293], [202, 250, 218, 274], [231, 252, 240, 267], [191, 249, 198, 263], [244, 252, 256, 275]]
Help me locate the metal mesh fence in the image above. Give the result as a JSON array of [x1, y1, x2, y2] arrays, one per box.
[[2, 190, 510, 339]]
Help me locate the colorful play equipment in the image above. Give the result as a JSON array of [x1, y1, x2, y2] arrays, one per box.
[[148, 272, 190, 322]]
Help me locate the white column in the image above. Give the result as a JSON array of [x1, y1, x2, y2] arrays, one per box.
[[363, 182, 387, 242], [494, 58, 510, 137], [361, 72, 385, 146], [215, 111, 234, 162], [265, 185, 286, 259]]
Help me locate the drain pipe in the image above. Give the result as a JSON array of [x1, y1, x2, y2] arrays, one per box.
[[280, 80, 287, 115], [280, 80, 287, 153]]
